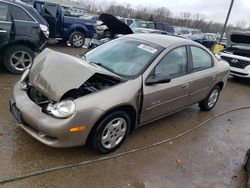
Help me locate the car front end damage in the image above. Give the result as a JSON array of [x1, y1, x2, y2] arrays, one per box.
[[10, 76, 104, 148], [10, 48, 141, 148]]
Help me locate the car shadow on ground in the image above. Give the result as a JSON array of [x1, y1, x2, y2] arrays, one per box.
[[229, 76, 250, 86]]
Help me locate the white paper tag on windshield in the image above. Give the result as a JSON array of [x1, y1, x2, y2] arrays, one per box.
[[138, 44, 157, 53]]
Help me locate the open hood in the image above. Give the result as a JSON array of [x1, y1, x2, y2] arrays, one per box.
[[227, 31, 250, 47], [99, 13, 133, 35], [29, 49, 117, 102]]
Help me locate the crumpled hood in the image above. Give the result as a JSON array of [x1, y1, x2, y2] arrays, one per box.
[[29, 48, 110, 102], [227, 31, 250, 46]]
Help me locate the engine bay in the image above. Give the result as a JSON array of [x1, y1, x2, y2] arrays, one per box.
[[61, 73, 123, 100]]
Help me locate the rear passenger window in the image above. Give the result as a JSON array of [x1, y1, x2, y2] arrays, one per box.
[[9, 5, 34, 22], [191, 46, 213, 72], [0, 3, 8, 21]]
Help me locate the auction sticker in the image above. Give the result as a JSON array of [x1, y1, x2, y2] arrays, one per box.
[[138, 44, 157, 53]]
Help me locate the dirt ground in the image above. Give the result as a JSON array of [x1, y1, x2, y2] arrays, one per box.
[[0, 45, 250, 188]]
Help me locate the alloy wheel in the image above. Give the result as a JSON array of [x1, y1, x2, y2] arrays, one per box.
[[208, 89, 219, 108], [73, 34, 84, 47], [10, 51, 32, 72]]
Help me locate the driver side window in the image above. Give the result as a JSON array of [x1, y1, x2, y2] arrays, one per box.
[[155, 46, 188, 78]]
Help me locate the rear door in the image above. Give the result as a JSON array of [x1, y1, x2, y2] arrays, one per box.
[[0, 2, 11, 48], [188, 45, 217, 104], [8, 4, 39, 42]]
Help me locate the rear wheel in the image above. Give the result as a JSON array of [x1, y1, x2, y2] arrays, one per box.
[[90, 111, 131, 154], [199, 86, 220, 111], [3, 45, 34, 74], [69, 31, 85, 48]]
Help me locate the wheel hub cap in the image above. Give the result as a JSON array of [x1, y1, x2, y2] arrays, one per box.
[[73, 34, 83, 47], [208, 89, 219, 108], [101, 118, 127, 149]]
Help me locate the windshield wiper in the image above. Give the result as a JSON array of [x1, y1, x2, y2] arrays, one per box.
[[90, 62, 115, 73]]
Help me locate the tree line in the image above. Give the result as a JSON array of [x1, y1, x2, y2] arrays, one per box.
[[55, 0, 248, 34]]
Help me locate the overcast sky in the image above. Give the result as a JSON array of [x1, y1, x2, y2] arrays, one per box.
[[101, 0, 250, 26]]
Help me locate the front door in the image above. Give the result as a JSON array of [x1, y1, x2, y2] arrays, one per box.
[[0, 2, 11, 49], [140, 46, 191, 124]]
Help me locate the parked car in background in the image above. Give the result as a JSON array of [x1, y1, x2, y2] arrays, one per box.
[[130, 20, 174, 34], [133, 28, 169, 35], [176, 28, 192, 38], [94, 16, 138, 36], [89, 13, 133, 49], [34, 0, 96, 48], [118, 17, 138, 26], [11, 34, 229, 154], [0, 0, 48, 74], [191, 33, 217, 50], [218, 31, 250, 78]]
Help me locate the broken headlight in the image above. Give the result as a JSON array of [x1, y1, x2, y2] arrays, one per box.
[[47, 100, 75, 119]]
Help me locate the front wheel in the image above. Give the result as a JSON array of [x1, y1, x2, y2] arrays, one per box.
[[199, 86, 220, 111], [90, 111, 131, 154], [69, 31, 85, 48]]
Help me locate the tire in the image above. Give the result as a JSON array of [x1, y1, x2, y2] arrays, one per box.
[[199, 86, 220, 111], [69, 31, 85, 48], [3, 45, 34, 74], [90, 111, 131, 154]]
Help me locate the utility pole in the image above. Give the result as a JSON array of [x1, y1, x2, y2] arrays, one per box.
[[219, 0, 234, 42]]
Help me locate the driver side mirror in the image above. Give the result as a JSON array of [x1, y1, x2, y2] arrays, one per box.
[[145, 75, 171, 86]]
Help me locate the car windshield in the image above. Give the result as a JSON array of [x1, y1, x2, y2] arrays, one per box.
[[84, 38, 163, 78]]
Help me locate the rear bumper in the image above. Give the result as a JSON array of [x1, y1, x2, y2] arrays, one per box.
[[10, 81, 103, 148]]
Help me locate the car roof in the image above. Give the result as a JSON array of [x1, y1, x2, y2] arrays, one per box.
[[126, 33, 199, 48]]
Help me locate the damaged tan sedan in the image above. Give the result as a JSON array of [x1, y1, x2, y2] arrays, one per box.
[[10, 34, 229, 154]]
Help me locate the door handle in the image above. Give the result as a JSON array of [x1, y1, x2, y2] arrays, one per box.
[[182, 83, 190, 89]]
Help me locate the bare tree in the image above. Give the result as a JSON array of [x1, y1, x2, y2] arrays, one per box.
[[235, 20, 246, 29], [53, 0, 248, 33]]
